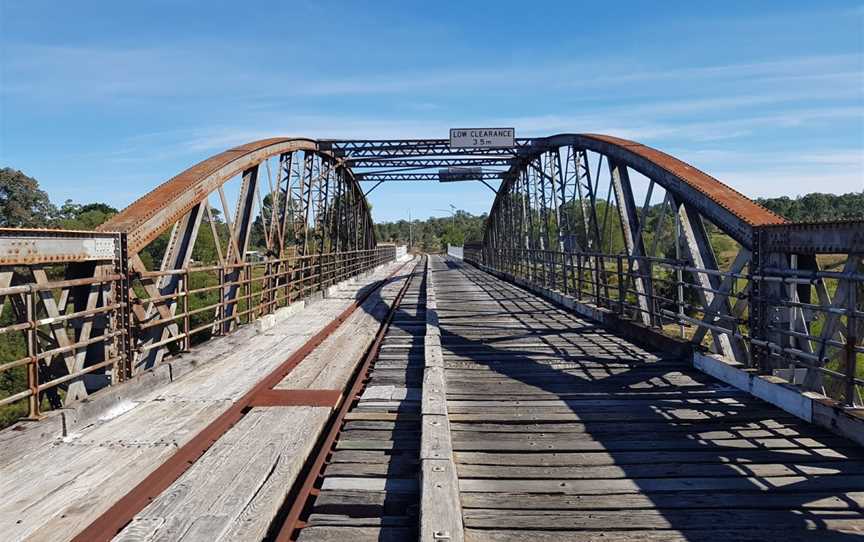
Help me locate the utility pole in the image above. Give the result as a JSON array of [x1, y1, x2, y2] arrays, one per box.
[[436, 205, 459, 249], [408, 209, 413, 250]]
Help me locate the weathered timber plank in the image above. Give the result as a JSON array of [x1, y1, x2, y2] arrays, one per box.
[[451, 435, 850, 452], [456, 460, 864, 480], [458, 474, 864, 494], [459, 491, 864, 511], [420, 257, 464, 542], [454, 448, 856, 466], [320, 476, 418, 494], [297, 526, 413, 542], [462, 508, 864, 531], [464, 528, 864, 542]]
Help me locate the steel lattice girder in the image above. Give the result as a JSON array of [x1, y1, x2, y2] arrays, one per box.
[[489, 134, 787, 249], [347, 157, 513, 168], [481, 134, 790, 365], [319, 138, 535, 158], [355, 172, 505, 181], [98, 138, 374, 256]]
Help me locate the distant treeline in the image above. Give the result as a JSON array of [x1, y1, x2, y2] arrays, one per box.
[[756, 192, 864, 222], [3, 167, 861, 250], [375, 211, 486, 252]]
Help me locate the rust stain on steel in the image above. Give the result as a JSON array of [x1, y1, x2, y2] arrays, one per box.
[[0, 228, 120, 265], [71, 259, 412, 542], [97, 138, 321, 254], [0, 227, 120, 236], [582, 134, 787, 227], [248, 389, 342, 407]]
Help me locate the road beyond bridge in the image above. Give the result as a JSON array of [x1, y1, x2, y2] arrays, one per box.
[[0, 133, 862, 541]]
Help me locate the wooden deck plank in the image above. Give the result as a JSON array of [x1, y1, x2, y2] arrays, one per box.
[[296, 259, 426, 542], [0, 261, 408, 542], [430, 256, 864, 540]]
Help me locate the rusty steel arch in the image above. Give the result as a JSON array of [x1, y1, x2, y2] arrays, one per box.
[[99, 138, 374, 255], [1, 131, 860, 423], [98, 137, 379, 371], [482, 134, 788, 367], [486, 134, 786, 248]]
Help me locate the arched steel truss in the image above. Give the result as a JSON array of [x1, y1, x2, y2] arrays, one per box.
[[0, 139, 391, 417], [97, 138, 380, 371], [1, 133, 860, 420], [478, 134, 862, 404]]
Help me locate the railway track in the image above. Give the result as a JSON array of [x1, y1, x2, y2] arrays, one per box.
[[278, 255, 427, 541], [63, 253, 864, 541], [70, 257, 418, 542]]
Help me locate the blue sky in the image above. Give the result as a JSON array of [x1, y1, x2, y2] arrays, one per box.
[[1, 1, 862, 223]]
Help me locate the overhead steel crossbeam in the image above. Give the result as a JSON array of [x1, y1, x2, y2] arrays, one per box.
[[319, 138, 540, 159], [346, 157, 514, 168], [354, 172, 506, 181]]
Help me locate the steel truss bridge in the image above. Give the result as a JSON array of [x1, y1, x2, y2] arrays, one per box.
[[0, 134, 862, 541]]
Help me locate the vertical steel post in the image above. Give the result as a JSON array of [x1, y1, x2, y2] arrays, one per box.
[[610, 160, 652, 326], [750, 228, 768, 372], [577, 253, 583, 300], [117, 233, 133, 382], [594, 255, 601, 305], [182, 271, 190, 352], [617, 255, 625, 315], [217, 267, 225, 336], [789, 254, 798, 352], [26, 289, 39, 419], [675, 211, 685, 339], [645, 259, 655, 327], [845, 283, 858, 406]]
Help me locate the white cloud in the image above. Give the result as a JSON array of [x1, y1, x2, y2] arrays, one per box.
[[4, 43, 861, 105]]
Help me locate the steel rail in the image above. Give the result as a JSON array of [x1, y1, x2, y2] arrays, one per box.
[[272, 255, 423, 542], [70, 257, 414, 542]]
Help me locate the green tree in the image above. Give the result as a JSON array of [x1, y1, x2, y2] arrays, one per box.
[[0, 168, 57, 227], [56, 200, 118, 230], [757, 192, 864, 221]]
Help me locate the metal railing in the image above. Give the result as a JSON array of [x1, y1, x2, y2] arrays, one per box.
[[466, 246, 863, 406], [0, 246, 397, 421], [0, 273, 126, 419]]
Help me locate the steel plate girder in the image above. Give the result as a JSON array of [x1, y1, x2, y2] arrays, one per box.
[[0, 229, 120, 265], [760, 221, 864, 254]]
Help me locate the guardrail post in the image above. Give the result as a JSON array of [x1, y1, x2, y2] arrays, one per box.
[[676, 260, 686, 339], [846, 284, 858, 406], [248, 265, 254, 323], [576, 254, 583, 300], [117, 233, 134, 382], [617, 255, 625, 315], [594, 255, 602, 306], [25, 289, 40, 419], [646, 258, 656, 327], [749, 229, 769, 372], [561, 252, 568, 295], [182, 270, 190, 352], [217, 267, 225, 336]]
